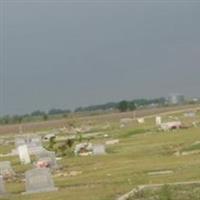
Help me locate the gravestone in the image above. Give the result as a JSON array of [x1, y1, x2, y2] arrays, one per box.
[[30, 137, 42, 147], [74, 143, 93, 156], [0, 176, 6, 195], [15, 137, 42, 148], [24, 168, 57, 194], [18, 145, 31, 164], [137, 118, 145, 124], [0, 161, 15, 178], [156, 116, 162, 126], [15, 138, 26, 148], [15, 137, 44, 155], [36, 150, 57, 169], [105, 139, 119, 145], [93, 145, 106, 155]]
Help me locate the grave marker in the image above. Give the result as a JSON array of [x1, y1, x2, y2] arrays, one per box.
[[156, 116, 162, 126], [93, 145, 106, 155], [24, 168, 57, 194], [0, 161, 15, 178], [18, 145, 31, 164], [36, 150, 57, 169], [137, 118, 145, 124]]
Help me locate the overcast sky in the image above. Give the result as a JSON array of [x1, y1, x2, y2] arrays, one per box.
[[0, 0, 200, 115]]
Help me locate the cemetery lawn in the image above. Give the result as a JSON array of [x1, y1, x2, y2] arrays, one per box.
[[127, 183, 200, 200], [1, 107, 200, 200]]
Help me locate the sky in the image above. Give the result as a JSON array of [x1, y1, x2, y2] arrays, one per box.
[[0, 0, 200, 115]]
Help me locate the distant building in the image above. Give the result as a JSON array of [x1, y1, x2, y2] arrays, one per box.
[[168, 94, 185, 105]]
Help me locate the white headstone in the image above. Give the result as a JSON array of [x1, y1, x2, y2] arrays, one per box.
[[18, 145, 31, 164], [156, 116, 162, 126], [23, 168, 57, 194], [105, 139, 119, 145], [93, 145, 106, 155], [137, 118, 145, 124]]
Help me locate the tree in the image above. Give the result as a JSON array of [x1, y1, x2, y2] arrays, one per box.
[[43, 113, 48, 121], [48, 136, 56, 151], [31, 110, 46, 116], [48, 108, 71, 115], [128, 102, 136, 111], [66, 139, 74, 148], [118, 101, 128, 112], [0, 115, 10, 124], [12, 115, 23, 124]]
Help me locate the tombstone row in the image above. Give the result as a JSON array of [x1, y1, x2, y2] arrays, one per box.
[[0, 162, 57, 195], [15, 136, 58, 170], [15, 137, 44, 155], [17, 145, 58, 171]]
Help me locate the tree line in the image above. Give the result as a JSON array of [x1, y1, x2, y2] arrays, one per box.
[[75, 97, 166, 113], [0, 109, 71, 125], [0, 97, 166, 125]]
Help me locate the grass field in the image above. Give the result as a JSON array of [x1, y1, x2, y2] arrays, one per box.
[[128, 183, 200, 200], [0, 104, 198, 135], [1, 105, 200, 200]]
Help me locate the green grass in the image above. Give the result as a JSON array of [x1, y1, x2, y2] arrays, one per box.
[[1, 109, 200, 200], [181, 142, 200, 152], [128, 184, 200, 200], [0, 144, 13, 154], [118, 128, 149, 138]]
